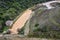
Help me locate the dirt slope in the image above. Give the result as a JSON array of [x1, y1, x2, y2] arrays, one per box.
[[9, 9, 32, 34]]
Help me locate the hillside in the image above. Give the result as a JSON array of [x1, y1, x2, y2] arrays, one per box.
[[0, 0, 52, 33], [26, 7, 60, 38], [1, 4, 60, 39], [0, 0, 60, 39]]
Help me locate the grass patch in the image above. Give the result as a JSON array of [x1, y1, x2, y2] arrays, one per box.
[[3, 26, 9, 31]]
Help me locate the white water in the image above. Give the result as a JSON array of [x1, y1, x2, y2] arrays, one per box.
[[43, 1, 60, 9]]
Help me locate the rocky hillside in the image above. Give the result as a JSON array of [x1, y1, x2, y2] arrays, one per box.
[[26, 6, 60, 38], [15, 1, 60, 38]]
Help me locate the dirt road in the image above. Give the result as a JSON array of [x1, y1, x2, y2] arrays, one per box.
[[9, 9, 32, 34]]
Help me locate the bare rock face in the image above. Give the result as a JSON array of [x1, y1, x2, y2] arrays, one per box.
[[5, 20, 13, 26]]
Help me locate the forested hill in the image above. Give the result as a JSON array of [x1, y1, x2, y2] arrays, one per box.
[[0, 0, 52, 19], [0, 0, 52, 32]]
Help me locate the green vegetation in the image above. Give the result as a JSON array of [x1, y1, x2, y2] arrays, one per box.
[[3, 26, 9, 31], [28, 25, 60, 38], [18, 27, 24, 35], [35, 24, 39, 27]]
